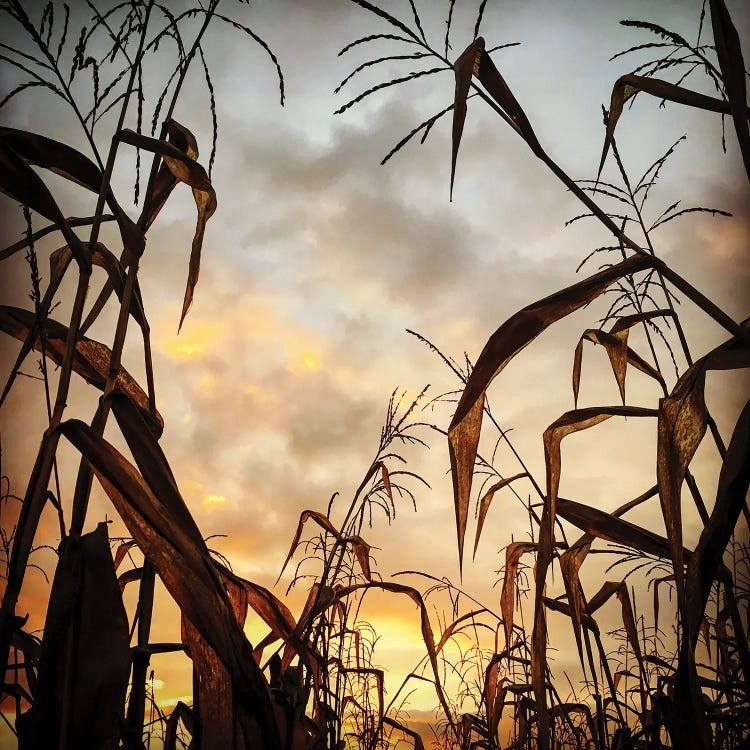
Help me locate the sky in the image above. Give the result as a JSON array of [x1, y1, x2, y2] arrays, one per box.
[[0, 0, 749, 744]]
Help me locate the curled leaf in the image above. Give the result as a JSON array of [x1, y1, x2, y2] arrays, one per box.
[[118, 126, 217, 330]]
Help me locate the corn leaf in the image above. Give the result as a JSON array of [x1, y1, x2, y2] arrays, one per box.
[[0, 306, 162, 434], [118, 127, 217, 330], [449, 252, 654, 572], [17, 523, 129, 750], [59, 409, 282, 750], [599, 73, 747, 177], [709, 0, 750, 181]]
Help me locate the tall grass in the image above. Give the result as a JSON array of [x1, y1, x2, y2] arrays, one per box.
[[0, 1, 748, 749]]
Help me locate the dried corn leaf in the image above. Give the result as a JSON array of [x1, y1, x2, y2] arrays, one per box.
[[608, 309, 675, 335], [59, 413, 282, 749], [572, 328, 662, 407], [449, 253, 654, 572], [501, 542, 537, 654], [484, 658, 506, 741], [140, 119, 199, 230], [118, 127, 217, 330], [50, 243, 149, 332], [657, 343, 750, 604], [165, 702, 194, 750], [382, 716, 425, 750], [181, 566, 248, 750], [0, 242, 151, 411], [451, 37, 482, 199], [0, 127, 144, 259], [709, 0, 750, 181], [342, 667, 383, 721], [542, 596, 598, 632], [0, 306, 162, 434], [556, 497, 678, 559], [17, 523, 129, 750], [558, 540, 591, 671], [219, 563, 321, 676], [0, 140, 88, 268], [436, 608, 489, 655], [599, 73, 746, 177], [117, 566, 142, 592], [474, 41, 542, 154], [113, 540, 137, 571], [534, 405, 655, 748], [685, 397, 750, 649], [473, 473, 528, 556]]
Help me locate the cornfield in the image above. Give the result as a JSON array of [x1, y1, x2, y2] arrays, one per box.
[[0, 1, 747, 749]]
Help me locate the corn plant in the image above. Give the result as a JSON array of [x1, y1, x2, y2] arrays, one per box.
[[339, 1, 749, 748]]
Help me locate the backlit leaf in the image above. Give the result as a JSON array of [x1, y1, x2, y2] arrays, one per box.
[[449, 253, 655, 572]]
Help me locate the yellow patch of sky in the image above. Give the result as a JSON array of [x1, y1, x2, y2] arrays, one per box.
[[203, 493, 227, 507], [161, 320, 221, 359]]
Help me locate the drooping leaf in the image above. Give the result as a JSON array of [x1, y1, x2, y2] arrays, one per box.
[[473, 40, 542, 154], [278, 510, 372, 583], [598, 73, 747, 177], [451, 37, 482, 199], [181, 565, 248, 750], [50, 243, 149, 332], [117, 566, 142, 592], [558, 540, 591, 671], [572, 328, 663, 407], [534, 405, 656, 749], [435, 608, 490, 655], [382, 716, 425, 750], [118, 126, 217, 330], [334, 581, 454, 730], [684, 397, 750, 650], [0, 306, 162, 434], [165, 702, 194, 750], [0, 127, 144, 259], [217, 562, 321, 676], [449, 253, 654, 572], [341, 667, 383, 721], [0, 140, 88, 269], [484, 656, 507, 741], [139, 119, 199, 229], [500, 542, 537, 654], [556, 496, 680, 560], [473, 473, 528, 556], [709, 0, 750, 181], [657, 342, 750, 605], [59, 409, 282, 750]]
